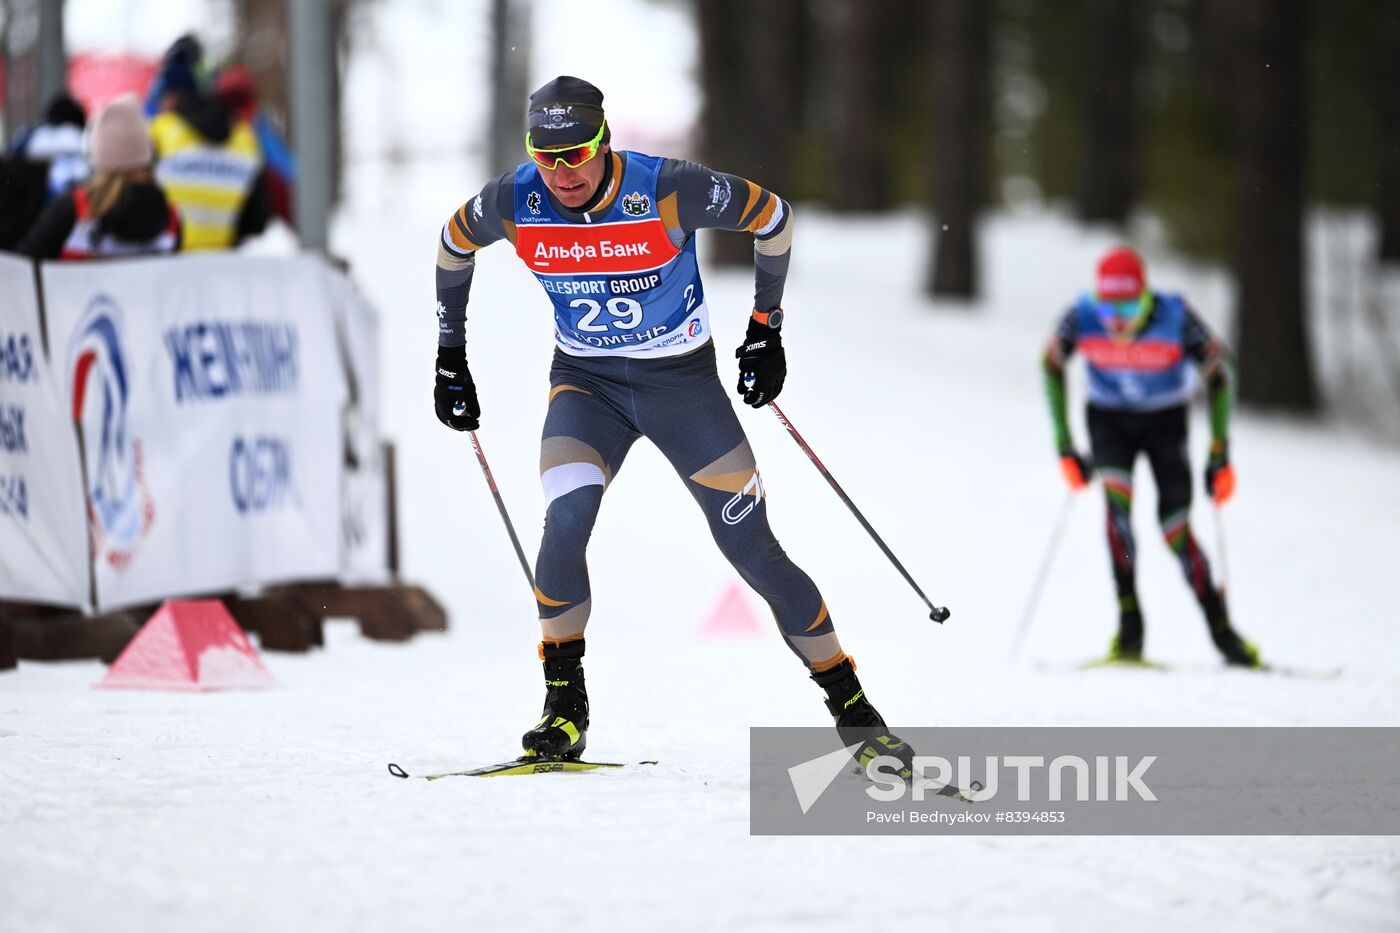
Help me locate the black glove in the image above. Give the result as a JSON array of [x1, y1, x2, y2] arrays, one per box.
[[434, 345, 480, 431], [734, 317, 786, 407]]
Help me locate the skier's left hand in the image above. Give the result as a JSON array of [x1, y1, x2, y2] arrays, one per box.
[[735, 315, 785, 407], [1059, 448, 1093, 491], [1204, 443, 1235, 505]]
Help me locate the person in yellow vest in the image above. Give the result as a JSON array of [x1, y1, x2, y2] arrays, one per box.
[[148, 56, 270, 251]]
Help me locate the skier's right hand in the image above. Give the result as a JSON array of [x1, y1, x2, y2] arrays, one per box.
[[434, 344, 480, 431], [1058, 448, 1093, 491]]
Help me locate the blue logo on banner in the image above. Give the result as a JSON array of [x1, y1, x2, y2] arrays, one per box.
[[164, 321, 299, 403], [68, 295, 155, 570], [0, 473, 27, 519], [0, 404, 26, 454], [0, 332, 36, 383], [230, 436, 293, 513]]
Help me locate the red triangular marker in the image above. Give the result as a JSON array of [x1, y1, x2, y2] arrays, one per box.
[[698, 580, 765, 638], [97, 599, 277, 692]]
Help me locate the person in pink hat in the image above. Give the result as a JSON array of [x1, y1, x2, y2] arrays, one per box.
[[16, 94, 181, 260], [1041, 246, 1258, 667]]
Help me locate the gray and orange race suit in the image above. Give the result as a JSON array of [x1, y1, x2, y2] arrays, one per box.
[[436, 150, 847, 673]]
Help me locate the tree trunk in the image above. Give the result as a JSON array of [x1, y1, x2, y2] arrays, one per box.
[[4, 0, 71, 139], [1379, 0, 1400, 264], [330, 0, 352, 204], [747, 0, 806, 200], [488, 0, 531, 177], [234, 0, 289, 125], [830, 0, 888, 211], [1231, 0, 1317, 411], [926, 0, 988, 299], [698, 0, 756, 266], [1077, 0, 1136, 225], [3, 0, 40, 144]]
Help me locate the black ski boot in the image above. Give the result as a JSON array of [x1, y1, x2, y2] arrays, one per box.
[[1106, 598, 1145, 663], [812, 658, 916, 782], [521, 639, 589, 759], [1204, 591, 1262, 668]]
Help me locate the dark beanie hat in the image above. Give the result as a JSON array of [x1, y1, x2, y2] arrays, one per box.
[[526, 76, 608, 148], [160, 38, 199, 96], [45, 92, 86, 129]]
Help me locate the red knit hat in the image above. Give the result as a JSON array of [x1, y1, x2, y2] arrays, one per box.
[[1096, 247, 1146, 301]]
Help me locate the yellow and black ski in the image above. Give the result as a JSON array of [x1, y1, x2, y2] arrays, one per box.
[[387, 757, 657, 780], [1034, 658, 1340, 679]]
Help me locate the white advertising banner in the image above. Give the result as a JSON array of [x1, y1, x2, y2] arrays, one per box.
[[0, 254, 89, 608], [322, 265, 390, 584], [41, 254, 348, 610]]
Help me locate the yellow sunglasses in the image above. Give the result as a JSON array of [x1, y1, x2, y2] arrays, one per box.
[[526, 120, 607, 170]]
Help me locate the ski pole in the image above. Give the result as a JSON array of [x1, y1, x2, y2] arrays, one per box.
[[766, 401, 951, 623], [1009, 490, 1077, 659], [1213, 503, 1229, 597], [467, 429, 536, 593]]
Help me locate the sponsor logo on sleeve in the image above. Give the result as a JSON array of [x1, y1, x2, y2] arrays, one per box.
[[706, 174, 732, 215]]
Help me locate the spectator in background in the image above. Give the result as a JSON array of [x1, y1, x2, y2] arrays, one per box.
[[142, 34, 208, 117], [1, 93, 91, 249], [216, 66, 296, 228], [0, 159, 51, 250], [16, 94, 181, 260], [8, 92, 92, 200], [148, 49, 271, 250]]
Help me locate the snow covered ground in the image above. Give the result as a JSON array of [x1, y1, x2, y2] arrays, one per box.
[[4, 195, 1400, 931], [6, 1, 1399, 928]]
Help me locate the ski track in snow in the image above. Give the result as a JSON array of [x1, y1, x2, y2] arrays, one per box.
[[3, 630, 1399, 932]]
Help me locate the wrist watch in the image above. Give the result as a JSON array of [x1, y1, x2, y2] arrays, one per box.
[[752, 308, 784, 329]]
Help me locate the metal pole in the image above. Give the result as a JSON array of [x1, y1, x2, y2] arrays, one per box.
[[767, 402, 950, 623], [468, 431, 536, 594], [1009, 490, 1077, 659], [35, 0, 62, 108], [289, 0, 333, 251], [1213, 503, 1229, 597]]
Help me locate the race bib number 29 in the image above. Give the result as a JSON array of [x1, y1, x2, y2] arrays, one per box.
[[572, 297, 642, 332]]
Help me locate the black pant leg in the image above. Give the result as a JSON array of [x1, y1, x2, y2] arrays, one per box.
[[1087, 406, 1145, 644], [1142, 407, 1227, 625]]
